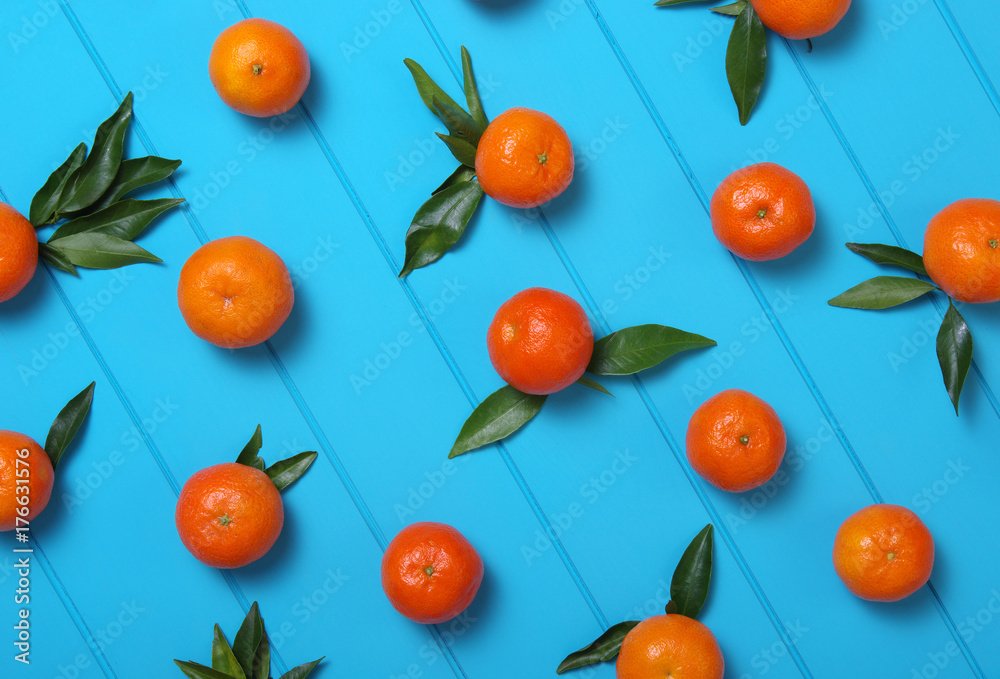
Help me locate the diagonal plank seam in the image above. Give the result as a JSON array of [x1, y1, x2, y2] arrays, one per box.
[[933, 0, 1000, 120]]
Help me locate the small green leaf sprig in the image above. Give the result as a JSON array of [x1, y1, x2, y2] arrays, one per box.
[[174, 602, 323, 679], [43, 382, 95, 471], [654, 0, 769, 125], [450, 325, 716, 457], [30, 92, 183, 274], [829, 243, 974, 414], [234, 425, 318, 491], [398, 47, 488, 277], [557, 524, 714, 673]]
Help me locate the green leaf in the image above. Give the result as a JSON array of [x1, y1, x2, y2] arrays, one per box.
[[587, 325, 717, 376], [846, 242, 928, 276], [461, 46, 489, 130], [403, 58, 464, 121], [81, 156, 182, 214], [265, 451, 318, 492], [211, 625, 245, 678], [250, 628, 270, 679], [278, 659, 324, 679], [433, 96, 483, 147], [725, 3, 767, 125], [399, 180, 483, 277], [43, 382, 95, 470], [235, 425, 266, 471], [433, 165, 477, 196], [654, 0, 710, 5], [669, 524, 713, 619], [47, 232, 161, 269], [50, 197, 184, 242], [58, 92, 134, 215], [828, 276, 937, 310], [937, 303, 974, 415], [450, 385, 546, 458], [174, 660, 240, 679], [39, 242, 79, 276], [556, 621, 640, 674], [577, 376, 614, 396], [232, 603, 265, 679], [436, 132, 478, 168], [30, 142, 87, 226], [711, 0, 747, 15]]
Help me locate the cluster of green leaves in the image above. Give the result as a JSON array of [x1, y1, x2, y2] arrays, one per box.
[[450, 324, 716, 457], [655, 0, 768, 125], [43, 382, 95, 470], [829, 242, 974, 414], [174, 602, 323, 679], [399, 47, 488, 277], [30, 91, 183, 275], [235, 425, 318, 491], [557, 524, 714, 673]]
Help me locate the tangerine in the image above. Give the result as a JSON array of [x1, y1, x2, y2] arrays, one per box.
[[922, 198, 1000, 304], [0, 203, 38, 303], [0, 431, 52, 532], [617, 614, 724, 679]]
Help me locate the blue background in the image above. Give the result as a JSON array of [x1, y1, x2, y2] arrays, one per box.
[[1, 0, 999, 678]]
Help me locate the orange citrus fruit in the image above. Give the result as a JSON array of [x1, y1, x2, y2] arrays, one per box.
[[175, 462, 283, 569], [750, 0, 852, 40], [177, 236, 294, 349], [833, 503, 934, 602], [209, 18, 310, 117], [487, 287, 594, 395], [686, 389, 786, 493], [617, 614, 725, 679], [710, 162, 815, 261], [381, 522, 484, 625], [922, 198, 1000, 304], [474, 107, 574, 209], [0, 431, 53, 532], [0, 203, 39, 303]]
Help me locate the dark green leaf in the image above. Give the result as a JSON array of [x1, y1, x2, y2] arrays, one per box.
[[450, 385, 546, 458], [266, 451, 318, 492], [48, 232, 161, 269], [665, 600, 678, 614], [433, 97, 482, 146], [50, 198, 184, 242], [403, 58, 464, 121], [399, 180, 483, 277], [436, 132, 478, 168], [173, 660, 239, 679], [725, 3, 767, 125], [211, 625, 245, 678], [30, 142, 87, 226], [250, 627, 270, 679], [461, 46, 488, 130], [232, 603, 264, 679], [937, 303, 973, 415], [82, 156, 182, 214], [711, 0, 747, 15], [278, 658, 323, 679], [654, 0, 710, 5], [828, 276, 936, 310], [433, 165, 477, 196], [556, 621, 640, 674], [58, 92, 134, 214], [39, 242, 79, 276], [43, 382, 95, 470], [670, 524, 713, 619], [588, 324, 717, 376], [235, 425, 266, 471], [576, 376, 614, 397], [846, 242, 928, 276]]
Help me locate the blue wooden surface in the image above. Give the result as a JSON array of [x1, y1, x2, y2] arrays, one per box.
[[1, 1, 999, 677]]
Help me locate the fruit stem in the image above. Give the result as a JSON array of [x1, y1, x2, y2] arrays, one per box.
[[756, 208, 767, 219], [739, 435, 749, 445], [423, 566, 435, 576], [252, 64, 263, 76], [886, 551, 896, 561], [990, 239, 998, 249], [218, 514, 232, 526], [537, 152, 548, 165]]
